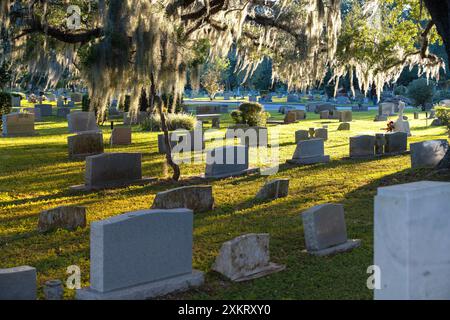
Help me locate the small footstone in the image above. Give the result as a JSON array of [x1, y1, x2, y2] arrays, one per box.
[[212, 234, 285, 282], [338, 122, 350, 131], [255, 179, 289, 201], [38, 206, 87, 232], [43, 280, 64, 300]]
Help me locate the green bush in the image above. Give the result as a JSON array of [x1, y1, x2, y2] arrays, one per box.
[[435, 106, 450, 127], [394, 85, 408, 96], [231, 102, 269, 127], [407, 78, 435, 109], [119, 95, 131, 112], [140, 112, 197, 131], [0, 91, 12, 130]]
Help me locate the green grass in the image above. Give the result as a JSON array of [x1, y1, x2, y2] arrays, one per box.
[[0, 108, 449, 300]]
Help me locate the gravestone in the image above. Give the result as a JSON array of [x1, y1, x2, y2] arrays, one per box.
[[57, 97, 65, 108], [70, 153, 155, 191], [295, 130, 309, 143], [338, 123, 350, 131], [56, 107, 71, 118], [43, 280, 64, 300], [349, 135, 375, 158], [68, 131, 104, 160], [11, 96, 21, 107], [35, 104, 53, 117], [374, 114, 388, 122], [320, 110, 329, 119], [414, 112, 419, 120], [292, 110, 306, 120], [375, 133, 386, 155], [374, 181, 450, 299], [255, 179, 289, 201], [212, 234, 285, 282], [76, 209, 204, 299], [287, 139, 330, 165], [301, 204, 361, 256], [315, 103, 336, 114], [70, 93, 83, 103], [68, 112, 99, 133], [205, 146, 257, 179], [0, 266, 37, 300], [38, 206, 87, 232], [287, 94, 299, 103], [314, 128, 328, 140], [284, 111, 297, 124], [336, 96, 351, 105], [2, 113, 35, 137], [379, 102, 395, 116], [410, 140, 449, 169], [151, 185, 214, 213], [339, 111, 352, 122], [384, 132, 407, 154], [22, 107, 41, 121], [110, 127, 132, 146], [158, 130, 205, 154]]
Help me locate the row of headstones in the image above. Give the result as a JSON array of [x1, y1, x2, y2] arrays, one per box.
[[1, 179, 362, 300]]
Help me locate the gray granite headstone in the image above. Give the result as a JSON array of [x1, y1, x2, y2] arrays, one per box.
[[255, 179, 289, 201], [295, 130, 309, 143], [384, 132, 407, 154], [35, 104, 53, 117], [205, 146, 256, 178], [350, 135, 375, 158], [68, 112, 99, 133], [338, 122, 350, 131], [301, 204, 361, 256], [2, 113, 35, 137], [22, 107, 41, 121], [0, 266, 37, 300], [410, 140, 449, 169], [110, 127, 132, 146], [151, 185, 214, 213], [56, 107, 71, 118], [68, 131, 104, 160], [76, 208, 204, 299], [314, 128, 328, 140], [339, 111, 352, 122], [288, 139, 330, 165]]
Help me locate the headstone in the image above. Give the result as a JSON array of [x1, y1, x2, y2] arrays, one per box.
[[301, 204, 361, 256], [11, 96, 21, 107], [350, 135, 375, 158], [1, 113, 35, 137], [68, 112, 99, 133], [38, 206, 87, 232], [384, 132, 407, 154], [314, 128, 328, 140], [70, 153, 155, 191], [339, 111, 352, 123], [295, 130, 309, 143], [379, 102, 395, 116], [410, 140, 449, 169], [70, 93, 83, 103], [56, 107, 71, 118], [152, 185, 214, 213], [287, 94, 299, 103], [76, 209, 204, 300], [22, 107, 42, 121], [43, 280, 64, 300], [338, 123, 350, 131], [374, 114, 388, 122], [255, 179, 289, 201], [315, 103, 336, 114], [374, 181, 450, 299], [205, 145, 257, 179], [375, 133, 386, 155], [287, 139, 330, 165], [320, 110, 329, 119], [0, 266, 37, 300], [110, 127, 132, 146], [212, 234, 285, 282], [336, 96, 351, 105], [293, 110, 306, 120], [35, 104, 53, 117], [284, 111, 297, 124], [68, 131, 104, 160], [414, 112, 419, 120], [57, 97, 65, 108]]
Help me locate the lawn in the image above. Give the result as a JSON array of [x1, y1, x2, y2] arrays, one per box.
[[1, 107, 449, 300]]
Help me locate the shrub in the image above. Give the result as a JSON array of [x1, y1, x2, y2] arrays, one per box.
[[140, 112, 197, 131], [231, 102, 269, 127], [407, 78, 436, 109], [394, 85, 408, 96], [435, 106, 450, 127], [0, 91, 12, 130], [118, 95, 131, 112]]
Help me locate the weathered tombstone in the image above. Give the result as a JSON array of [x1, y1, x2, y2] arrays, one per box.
[[57, 96, 65, 108], [379, 102, 395, 116], [70, 93, 83, 103], [339, 111, 352, 122], [1, 113, 35, 137], [255, 179, 289, 201], [284, 111, 297, 124], [76, 208, 204, 300], [410, 140, 449, 169], [151, 185, 214, 213], [349, 135, 375, 158], [70, 153, 155, 191], [212, 234, 285, 282], [35, 104, 53, 117], [287, 139, 330, 165], [22, 107, 42, 122], [374, 114, 388, 122], [68, 131, 104, 160], [384, 132, 407, 154], [320, 110, 329, 119], [293, 110, 306, 120], [43, 280, 64, 300], [314, 128, 328, 140], [414, 112, 419, 120], [315, 103, 336, 114], [56, 107, 71, 118], [287, 94, 299, 103], [301, 204, 361, 256], [295, 130, 309, 143], [0, 266, 37, 300], [68, 112, 99, 133], [38, 206, 87, 232], [338, 123, 350, 131], [110, 127, 132, 146], [205, 145, 257, 179], [374, 181, 450, 300]]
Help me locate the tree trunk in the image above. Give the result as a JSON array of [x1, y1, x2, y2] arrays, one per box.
[[424, 1, 450, 169], [150, 73, 181, 181]]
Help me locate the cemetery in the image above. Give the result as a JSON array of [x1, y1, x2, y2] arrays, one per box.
[[3, 0, 450, 303]]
